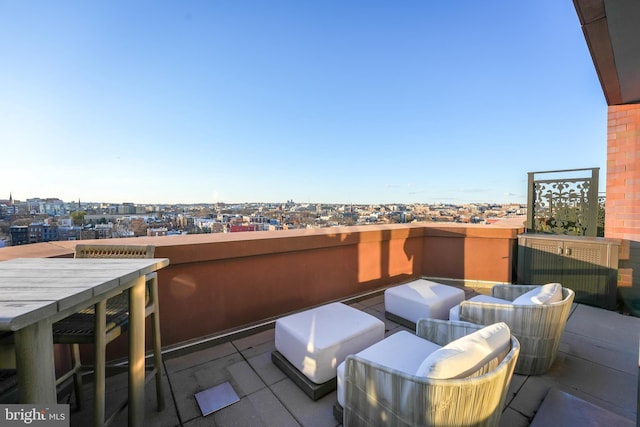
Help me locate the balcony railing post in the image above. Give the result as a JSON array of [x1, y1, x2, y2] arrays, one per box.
[[526, 172, 535, 233], [587, 167, 599, 237]]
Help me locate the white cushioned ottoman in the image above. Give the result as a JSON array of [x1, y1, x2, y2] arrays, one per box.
[[385, 279, 465, 327], [273, 302, 385, 400]]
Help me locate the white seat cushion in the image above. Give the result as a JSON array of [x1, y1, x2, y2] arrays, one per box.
[[275, 302, 385, 384], [336, 330, 441, 407], [416, 322, 511, 379], [449, 294, 511, 321], [513, 283, 563, 305], [385, 279, 466, 323]]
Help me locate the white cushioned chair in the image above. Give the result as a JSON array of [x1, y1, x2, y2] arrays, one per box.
[[339, 319, 520, 427], [450, 283, 574, 375]]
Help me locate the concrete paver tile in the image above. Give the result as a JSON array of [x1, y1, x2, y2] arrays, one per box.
[[270, 378, 339, 427], [165, 342, 237, 373], [248, 350, 287, 386]]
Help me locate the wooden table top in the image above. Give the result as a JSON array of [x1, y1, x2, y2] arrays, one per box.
[[0, 257, 169, 331]]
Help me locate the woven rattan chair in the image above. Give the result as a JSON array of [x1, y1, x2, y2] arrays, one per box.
[[342, 319, 520, 427], [456, 285, 575, 375], [53, 244, 164, 427]]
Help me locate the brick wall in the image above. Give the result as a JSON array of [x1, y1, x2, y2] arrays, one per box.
[[606, 104, 640, 290], [606, 104, 640, 240]]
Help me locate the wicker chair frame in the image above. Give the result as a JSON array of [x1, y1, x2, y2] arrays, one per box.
[[343, 319, 520, 427], [457, 285, 574, 375]]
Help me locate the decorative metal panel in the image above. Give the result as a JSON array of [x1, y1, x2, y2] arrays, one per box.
[[526, 168, 600, 237]]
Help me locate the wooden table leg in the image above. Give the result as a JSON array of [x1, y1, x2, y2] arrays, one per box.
[[94, 299, 107, 427], [14, 320, 57, 403], [128, 276, 146, 427]]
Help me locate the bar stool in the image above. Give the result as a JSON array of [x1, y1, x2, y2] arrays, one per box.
[[53, 244, 164, 427]]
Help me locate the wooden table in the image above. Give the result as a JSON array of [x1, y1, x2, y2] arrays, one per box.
[[0, 257, 170, 427]]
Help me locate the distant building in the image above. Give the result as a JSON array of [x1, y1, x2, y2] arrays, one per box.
[[0, 193, 17, 217], [147, 227, 168, 237], [95, 223, 114, 239], [81, 228, 98, 240], [57, 217, 73, 227], [9, 226, 28, 245], [229, 224, 259, 232], [58, 226, 83, 241], [5, 204, 18, 215], [28, 223, 43, 243], [117, 203, 137, 215], [26, 198, 66, 216], [250, 215, 269, 224], [195, 218, 220, 232], [45, 223, 59, 241]]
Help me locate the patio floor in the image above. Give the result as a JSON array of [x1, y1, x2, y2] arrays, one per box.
[[66, 285, 640, 426]]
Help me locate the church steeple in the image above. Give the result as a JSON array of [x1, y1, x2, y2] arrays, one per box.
[[9, 192, 12, 204]]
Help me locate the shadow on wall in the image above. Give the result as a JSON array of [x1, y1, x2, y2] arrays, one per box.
[[617, 240, 640, 316]]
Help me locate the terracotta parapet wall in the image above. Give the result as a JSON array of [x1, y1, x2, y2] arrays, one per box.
[[0, 242, 75, 261], [0, 223, 523, 354], [421, 223, 521, 282], [422, 223, 522, 239]]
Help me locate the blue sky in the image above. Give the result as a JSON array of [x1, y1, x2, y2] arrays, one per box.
[[0, 1, 607, 205]]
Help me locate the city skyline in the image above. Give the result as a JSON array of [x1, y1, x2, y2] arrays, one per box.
[[2, 192, 525, 208], [0, 2, 606, 205]]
